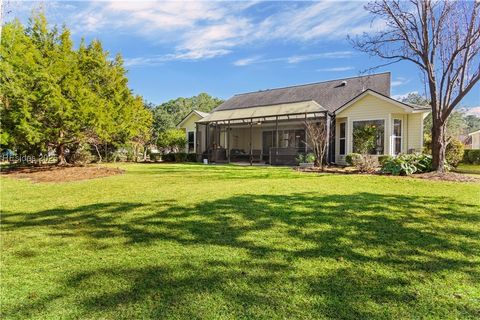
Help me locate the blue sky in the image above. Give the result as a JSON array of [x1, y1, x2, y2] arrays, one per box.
[[6, 1, 480, 113]]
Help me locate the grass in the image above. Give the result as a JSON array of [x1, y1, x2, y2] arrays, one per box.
[[454, 163, 480, 175], [1, 163, 479, 319]]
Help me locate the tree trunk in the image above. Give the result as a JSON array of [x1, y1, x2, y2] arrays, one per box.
[[94, 144, 102, 163], [431, 117, 447, 172], [56, 144, 67, 166]]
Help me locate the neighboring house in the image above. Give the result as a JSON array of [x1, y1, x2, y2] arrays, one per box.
[[468, 130, 480, 149], [177, 72, 430, 165]]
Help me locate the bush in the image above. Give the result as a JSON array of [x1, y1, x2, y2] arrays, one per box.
[[345, 153, 362, 166], [186, 153, 197, 162], [68, 145, 93, 166], [463, 149, 480, 164], [445, 139, 464, 168], [378, 155, 393, 165], [296, 153, 317, 165], [382, 153, 434, 176], [174, 152, 188, 162], [161, 153, 197, 162], [162, 153, 175, 162], [305, 153, 316, 163]]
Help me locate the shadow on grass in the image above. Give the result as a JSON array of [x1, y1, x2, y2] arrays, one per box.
[[2, 193, 480, 318]]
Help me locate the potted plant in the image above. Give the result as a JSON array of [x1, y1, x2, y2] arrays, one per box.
[[296, 153, 316, 168]]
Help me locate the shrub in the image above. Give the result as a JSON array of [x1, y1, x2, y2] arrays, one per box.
[[305, 153, 316, 163], [186, 153, 197, 162], [162, 153, 176, 162], [382, 153, 434, 176], [174, 152, 188, 162], [295, 153, 305, 164], [345, 153, 362, 166], [378, 155, 393, 165], [68, 144, 93, 166], [445, 138, 464, 168], [463, 149, 480, 164]]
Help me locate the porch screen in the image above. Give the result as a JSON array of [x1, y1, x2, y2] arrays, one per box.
[[263, 129, 306, 152]]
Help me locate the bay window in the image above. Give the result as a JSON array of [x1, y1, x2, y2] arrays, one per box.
[[352, 120, 385, 155]]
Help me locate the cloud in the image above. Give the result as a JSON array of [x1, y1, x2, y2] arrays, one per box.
[[391, 77, 410, 87], [392, 91, 419, 101], [233, 51, 354, 67], [465, 106, 480, 117], [317, 66, 355, 72], [38, 1, 379, 62]]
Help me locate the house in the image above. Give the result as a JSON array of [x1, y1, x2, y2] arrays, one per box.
[[468, 130, 480, 149], [177, 72, 430, 165]]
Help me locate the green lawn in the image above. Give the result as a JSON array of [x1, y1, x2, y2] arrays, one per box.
[[1, 164, 479, 319], [454, 163, 480, 175]]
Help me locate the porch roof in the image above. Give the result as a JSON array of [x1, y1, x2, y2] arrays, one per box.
[[196, 100, 327, 124]]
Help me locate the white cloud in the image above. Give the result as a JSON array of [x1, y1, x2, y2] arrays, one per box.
[[465, 106, 480, 117], [18, 1, 379, 63], [317, 66, 355, 72], [392, 91, 419, 101], [233, 51, 355, 67], [391, 77, 410, 87]]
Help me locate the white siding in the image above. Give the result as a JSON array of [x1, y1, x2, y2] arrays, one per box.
[[178, 113, 202, 153]]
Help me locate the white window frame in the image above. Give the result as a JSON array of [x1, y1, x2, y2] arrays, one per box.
[[392, 118, 403, 155], [187, 131, 195, 153], [351, 119, 386, 155], [339, 122, 346, 155]]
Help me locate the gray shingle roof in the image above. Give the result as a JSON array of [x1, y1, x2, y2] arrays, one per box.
[[214, 72, 391, 113]]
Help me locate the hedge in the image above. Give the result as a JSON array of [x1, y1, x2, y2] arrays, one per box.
[[162, 153, 197, 163], [463, 149, 480, 164]]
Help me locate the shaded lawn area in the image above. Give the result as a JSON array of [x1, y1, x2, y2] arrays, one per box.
[[1, 164, 479, 319]]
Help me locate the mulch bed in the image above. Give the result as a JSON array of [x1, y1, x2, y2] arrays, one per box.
[[294, 166, 360, 174], [295, 166, 479, 182], [0, 165, 124, 183], [411, 172, 480, 183]]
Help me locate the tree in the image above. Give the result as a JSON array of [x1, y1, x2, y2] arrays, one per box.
[[0, 12, 152, 164], [304, 121, 328, 169], [465, 114, 480, 133], [352, 0, 480, 172], [157, 128, 187, 153]]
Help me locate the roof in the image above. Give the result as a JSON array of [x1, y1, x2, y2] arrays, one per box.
[[468, 129, 480, 136], [197, 100, 326, 124], [214, 72, 391, 113], [176, 109, 209, 127], [335, 89, 431, 114]]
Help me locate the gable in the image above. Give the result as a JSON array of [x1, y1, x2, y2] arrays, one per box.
[[177, 112, 203, 130], [336, 94, 411, 118]]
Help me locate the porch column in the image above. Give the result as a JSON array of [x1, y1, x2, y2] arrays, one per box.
[[195, 123, 200, 161], [275, 116, 279, 165], [304, 113, 308, 154], [249, 119, 253, 166], [325, 113, 332, 164], [227, 121, 231, 163], [205, 123, 209, 162]]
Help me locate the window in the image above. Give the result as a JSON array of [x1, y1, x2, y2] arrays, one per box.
[[187, 131, 195, 153], [352, 120, 385, 155], [339, 122, 346, 155], [393, 119, 402, 155]]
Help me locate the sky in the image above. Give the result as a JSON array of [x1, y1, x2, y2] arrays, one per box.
[[4, 0, 480, 115]]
